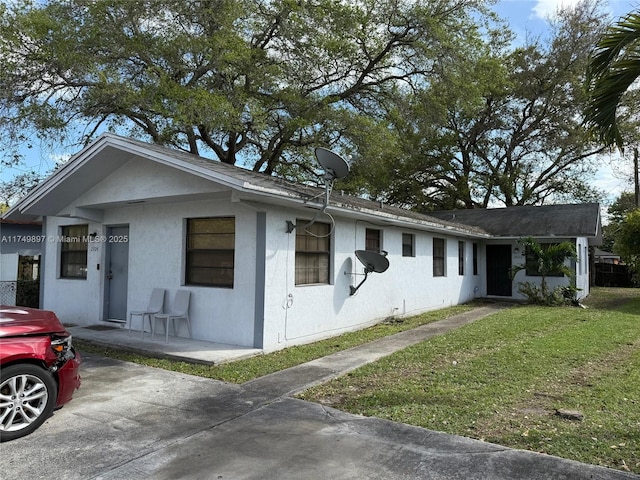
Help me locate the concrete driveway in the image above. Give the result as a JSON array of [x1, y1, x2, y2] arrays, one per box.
[[3, 305, 639, 479], [2, 351, 638, 480]]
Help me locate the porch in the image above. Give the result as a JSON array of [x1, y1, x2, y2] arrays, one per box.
[[67, 324, 262, 365]]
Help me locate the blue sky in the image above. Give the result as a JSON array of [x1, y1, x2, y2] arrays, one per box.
[[491, 0, 638, 205], [2, 0, 639, 205], [495, 0, 636, 40]]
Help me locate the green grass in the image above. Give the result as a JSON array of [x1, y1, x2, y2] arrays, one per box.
[[76, 304, 473, 383], [299, 287, 640, 474], [78, 287, 640, 473]]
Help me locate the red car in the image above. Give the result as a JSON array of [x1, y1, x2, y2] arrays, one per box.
[[0, 306, 81, 441]]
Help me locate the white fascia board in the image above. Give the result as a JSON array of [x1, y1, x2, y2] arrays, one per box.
[[233, 192, 490, 239], [488, 236, 583, 242], [326, 205, 490, 239]]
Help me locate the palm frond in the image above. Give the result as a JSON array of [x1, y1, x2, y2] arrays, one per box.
[[584, 13, 640, 148]]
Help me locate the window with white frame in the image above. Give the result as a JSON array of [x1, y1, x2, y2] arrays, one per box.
[[365, 228, 381, 253], [60, 224, 88, 279], [524, 243, 565, 277], [473, 243, 478, 275], [458, 241, 465, 275], [185, 217, 235, 288], [295, 221, 330, 285], [433, 237, 446, 277], [402, 233, 415, 257]]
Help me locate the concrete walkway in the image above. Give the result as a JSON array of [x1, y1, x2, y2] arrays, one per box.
[[242, 304, 508, 399], [3, 303, 637, 479]]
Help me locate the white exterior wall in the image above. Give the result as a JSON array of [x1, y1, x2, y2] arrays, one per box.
[[39, 200, 592, 351], [42, 216, 101, 323], [0, 254, 18, 305], [34, 153, 595, 351], [40, 157, 259, 346], [1, 254, 18, 281], [575, 237, 590, 299], [260, 207, 484, 351], [42, 198, 489, 351], [42, 199, 258, 345], [507, 237, 588, 300]]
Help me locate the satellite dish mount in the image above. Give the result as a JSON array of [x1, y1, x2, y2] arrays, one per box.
[[286, 147, 350, 233], [346, 250, 389, 295]]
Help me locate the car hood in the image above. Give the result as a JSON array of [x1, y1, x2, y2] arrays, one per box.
[[0, 306, 67, 337]]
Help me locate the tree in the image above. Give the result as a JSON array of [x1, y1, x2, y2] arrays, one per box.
[[0, 0, 490, 179], [0, 171, 46, 208], [584, 12, 640, 149], [512, 237, 578, 305], [343, 0, 610, 210], [614, 208, 640, 282], [601, 191, 638, 252]]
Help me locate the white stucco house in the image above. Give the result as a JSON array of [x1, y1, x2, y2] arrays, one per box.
[[2, 134, 602, 351]]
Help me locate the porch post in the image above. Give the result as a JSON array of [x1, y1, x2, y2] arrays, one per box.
[[253, 212, 266, 348], [39, 217, 46, 309]]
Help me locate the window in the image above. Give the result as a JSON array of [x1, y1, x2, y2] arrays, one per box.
[[186, 217, 235, 288], [433, 238, 446, 277], [458, 241, 465, 275], [365, 228, 381, 253], [295, 221, 330, 285], [473, 243, 478, 275], [402, 233, 415, 257], [60, 225, 88, 279], [525, 243, 564, 277]]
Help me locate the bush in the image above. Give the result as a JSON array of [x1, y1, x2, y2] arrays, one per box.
[[517, 282, 582, 306], [517, 282, 562, 305]]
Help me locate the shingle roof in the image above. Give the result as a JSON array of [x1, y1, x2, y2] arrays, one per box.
[[428, 204, 601, 238], [4, 134, 602, 241], [113, 135, 488, 236]]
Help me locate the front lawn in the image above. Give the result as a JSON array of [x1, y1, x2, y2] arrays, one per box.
[[299, 287, 640, 474], [76, 304, 474, 383]]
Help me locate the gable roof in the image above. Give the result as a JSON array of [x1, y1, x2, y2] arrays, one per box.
[[429, 204, 602, 242], [2, 134, 602, 242], [2, 134, 486, 238]]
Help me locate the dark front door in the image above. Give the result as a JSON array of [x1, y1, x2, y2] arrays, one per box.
[[486, 244, 512, 296]]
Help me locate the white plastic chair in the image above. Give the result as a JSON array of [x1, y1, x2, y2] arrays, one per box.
[[128, 288, 165, 338], [153, 290, 191, 342]]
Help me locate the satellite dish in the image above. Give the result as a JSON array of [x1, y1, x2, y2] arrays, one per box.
[[348, 250, 390, 295], [315, 147, 350, 180], [355, 250, 389, 274], [286, 147, 350, 233]]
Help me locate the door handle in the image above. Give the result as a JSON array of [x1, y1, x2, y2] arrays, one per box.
[[107, 271, 113, 280]]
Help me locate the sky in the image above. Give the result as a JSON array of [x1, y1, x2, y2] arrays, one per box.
[[493, 0, 639, 206], [495, 0, 635, 39], [2, 0, 639, 207]]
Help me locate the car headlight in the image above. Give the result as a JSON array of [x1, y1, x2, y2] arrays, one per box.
[[50, 335, 75, 366]]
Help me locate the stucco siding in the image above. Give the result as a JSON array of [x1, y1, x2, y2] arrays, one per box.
[[65, 157, 226, 209], [42, 217, 101, 324], [4, 135, 601, 353], [38, 202, 591, 350], [508, 237, 588, 301], [575, 237, 590, 299], [259, 207, 483, 351], [43, 198, 258, 346], [1, 254, 18, 282]]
